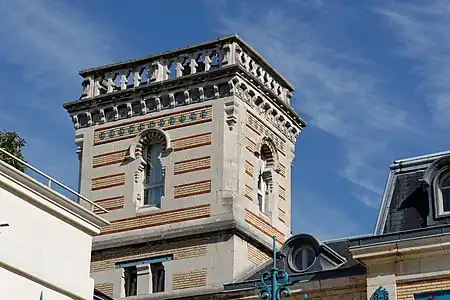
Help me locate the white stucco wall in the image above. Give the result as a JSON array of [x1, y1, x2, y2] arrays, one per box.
[[0, 160, 109, 300], [0, 267, 74, 300]]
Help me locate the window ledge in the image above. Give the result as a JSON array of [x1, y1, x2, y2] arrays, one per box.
[[259, 211, 271, 222], [137, 205, 161, 215], [436, 211, 450, 218]]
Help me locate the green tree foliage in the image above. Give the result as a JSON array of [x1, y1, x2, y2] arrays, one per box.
[[0, 131, 26, 172]]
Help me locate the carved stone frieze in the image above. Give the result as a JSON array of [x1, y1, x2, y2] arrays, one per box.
[[233, 77, 302, 143]]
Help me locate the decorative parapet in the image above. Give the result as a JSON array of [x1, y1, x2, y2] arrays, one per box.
[[64, 35, 306, 142], [77, 35, 293, 104]]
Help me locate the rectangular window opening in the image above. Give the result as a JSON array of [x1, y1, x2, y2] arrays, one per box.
[[257, 174, 269, 214], [151, 262, 165, 293], [124, 266, 137, 297], [117, 256, 171, 295]]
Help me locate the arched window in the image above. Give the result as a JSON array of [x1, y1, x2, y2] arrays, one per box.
[[439, 174, 450, 214], [128, 128, 171, 210], [143, 142, 164, 208], [257, 143, 273, 215], [257, 172, 268, 214]]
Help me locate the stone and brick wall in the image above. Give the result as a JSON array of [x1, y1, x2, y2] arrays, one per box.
[[245, 209, 285, 243], [90, 133, 212, 171], [173, 180, 211, 199], [91, 237, 210, 273], [91, 173, 125, 191], [278, 207, 286, 224], [99, 204, 211, 235], [278, 184, 286, 201], [242, 106, 292, 240], [174, 156, 211, 175], [278, 162, 286, 178], [245, 137, 257, 154], [94, 283, 113, 298], [245, 184, 253, 201], [248, 243, 271, 266], [397, 277, 450, 299], [93, 196, 124, 214], [92, 150, 127, 168], [245, 160, 254, 177], [172, 132, 212, 151], [172, 269, 207, 290]]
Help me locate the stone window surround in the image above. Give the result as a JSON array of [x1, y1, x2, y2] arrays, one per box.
[[253, 137, 281, 222], [116, 256, 172, 297], [125, 128, 173, 214]]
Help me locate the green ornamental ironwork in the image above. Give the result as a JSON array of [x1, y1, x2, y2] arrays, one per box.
[[370, 286, 389, 300], [258, 236, 308, 300]]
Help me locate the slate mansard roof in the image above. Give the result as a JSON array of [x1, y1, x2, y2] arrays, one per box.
[[223, 234, 368, 292], [375, 150, 450, 235]]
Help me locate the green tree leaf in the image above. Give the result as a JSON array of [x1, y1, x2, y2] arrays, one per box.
[[0, 131, 26, 172]]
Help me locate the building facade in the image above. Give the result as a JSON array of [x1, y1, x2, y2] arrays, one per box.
[[63, 35, 450, 300], [0, 152, 109, 299], [63, 35, 306, 298]]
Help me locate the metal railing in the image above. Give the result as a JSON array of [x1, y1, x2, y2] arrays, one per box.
[[0, 148, 108, 213]]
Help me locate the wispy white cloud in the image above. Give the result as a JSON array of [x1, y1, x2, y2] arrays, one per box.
[[377, 2, 450, 128], [217, 4, 413, 209], [0, 0, 119, 187], [292, 186, 361, 240], [0, 0, 116, 83]]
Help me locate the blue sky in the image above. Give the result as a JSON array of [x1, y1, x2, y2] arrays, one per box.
[[1, 0, 450, 240]]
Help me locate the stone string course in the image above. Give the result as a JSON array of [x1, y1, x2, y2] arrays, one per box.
[[172, 269, 207, 290], [244, 209, 285, 243], [397, 277, 450, 299], [91, 237, 210, 273], [93, 105, 212, 145], [174, 180, 211, 199], [99, 204, 211, 235], [91, 173, 125, 191], [174, 156, 211, 175], [93, 196, 124, 214], [248, 243, 271, 266]]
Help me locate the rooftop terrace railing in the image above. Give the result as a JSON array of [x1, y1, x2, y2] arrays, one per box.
[[77, 35, 294, 105], [0, 148, 108, 213]]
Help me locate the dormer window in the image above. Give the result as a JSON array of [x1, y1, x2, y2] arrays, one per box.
[[290, 245, 315, 272], [438, 173, 450, 215]]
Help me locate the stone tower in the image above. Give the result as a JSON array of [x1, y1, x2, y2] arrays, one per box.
[[63, 35, 306, 298]]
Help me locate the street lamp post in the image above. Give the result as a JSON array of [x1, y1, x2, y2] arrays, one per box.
[[258, 236, 308, 300]]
